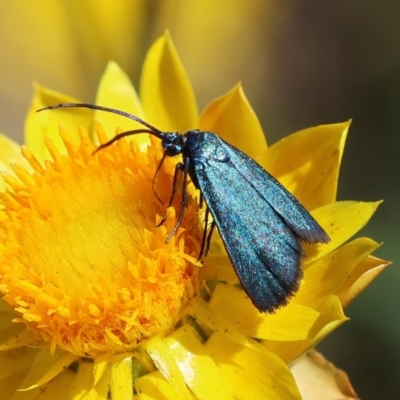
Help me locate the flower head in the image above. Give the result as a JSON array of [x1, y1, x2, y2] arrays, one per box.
[[1, 125, 201, 357], [0, 33, 389, 399]]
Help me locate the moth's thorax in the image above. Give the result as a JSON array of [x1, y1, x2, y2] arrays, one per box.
[[185, 131, 230, 163]]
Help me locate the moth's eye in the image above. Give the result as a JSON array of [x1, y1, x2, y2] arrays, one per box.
[[165, 144, 181, 156]]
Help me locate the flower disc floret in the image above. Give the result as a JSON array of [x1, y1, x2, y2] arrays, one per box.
[[0, 126, 201, 356]]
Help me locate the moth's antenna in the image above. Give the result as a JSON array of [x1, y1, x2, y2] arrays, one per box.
[[37, 103, 165, 139], [38, 102, 171, 203], [93, 129, 158, 154]]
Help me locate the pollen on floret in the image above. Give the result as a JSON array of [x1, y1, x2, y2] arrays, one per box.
[[0, 125, 202, 356]]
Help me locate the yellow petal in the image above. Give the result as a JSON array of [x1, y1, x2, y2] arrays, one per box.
[[338, 255, 391, 308], [164, 324, 233, 399], [206, 332, 301, 400], [264, 121, 350, 210], [0, 134, 32, 191], [305, 201, 382, 263], [199, 256, 239, 284], [305, 317, 347, 355], [294, 295, 347, 357], [34, 369, 76, 400], [93, 353, 112, 386], [135, 371, 191, 400], [17, 349, 79, 391], [145, 336, 192, 399], [298, 237, 381, 306], [291, 350, 359, 400], [0, 326, 38, 351], [68, 360, 110, 400], [184, 297, 249, 343], [209, 284, 319, 341], [0, 369, 30, 400], [9, 381, 42, 400], [0, 322, 27, 348], [95, 61, 149, 148], [24, 84, 92, 161], [200, 83, 267, 162], [140, 32, 198, 131], [0, 347, 37, 381], [263, 295, 347, 364], [109, 354, 134, 400]]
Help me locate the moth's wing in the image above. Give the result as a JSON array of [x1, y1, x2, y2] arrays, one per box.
[[222, 139, 330, 245], [193, 143, 304, 312]]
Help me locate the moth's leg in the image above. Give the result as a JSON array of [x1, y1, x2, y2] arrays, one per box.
[[166, 156, 190, 242], [205, 220, 216, 258], [199, 192, 204, 209], [157, 160, 183, 227], [152, 152, 168, 205], [198, 207, 210, 261]]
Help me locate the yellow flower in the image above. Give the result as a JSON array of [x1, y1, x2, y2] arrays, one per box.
[[0, 33, 389, 399]]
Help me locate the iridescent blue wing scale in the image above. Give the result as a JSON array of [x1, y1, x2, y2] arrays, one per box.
[[187, 132, 329, 312]]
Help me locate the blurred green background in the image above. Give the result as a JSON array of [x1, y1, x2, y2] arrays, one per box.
[[0, 1, 398, 398]]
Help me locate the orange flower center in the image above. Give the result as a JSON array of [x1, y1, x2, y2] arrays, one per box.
[[0, 125, 201, 356]]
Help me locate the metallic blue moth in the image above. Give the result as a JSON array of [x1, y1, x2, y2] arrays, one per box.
[[38, 103, 330, 313]]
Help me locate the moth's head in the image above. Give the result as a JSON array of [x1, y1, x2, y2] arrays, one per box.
[[162, 132, 185, 157]]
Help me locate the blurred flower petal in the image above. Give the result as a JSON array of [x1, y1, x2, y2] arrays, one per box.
[[291, 349, 359, 400], [63, 0, 147, 76], [140, 32, 198, 131]]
